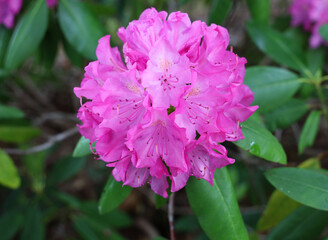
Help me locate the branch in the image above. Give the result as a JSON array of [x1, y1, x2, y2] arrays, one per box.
[[3, 127, 79, 155], [33, 112, 78, 126]]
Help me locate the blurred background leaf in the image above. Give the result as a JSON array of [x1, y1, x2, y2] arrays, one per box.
[[5, 0, 48, 70]]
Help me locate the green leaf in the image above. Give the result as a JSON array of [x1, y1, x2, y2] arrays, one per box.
[[257, 191, 301, 231], [306, 48, 324, 75], [208, 0, 233, 25], [175, 215, 201, 232], [20, 205, 44, 240], [244, 67, 300, 113], [257, 158, 320, 231], [319, 24, 328, 42], [80, 201, 132, 229], [48, 156, 87, 185], [72, 215, 99, 240], [0, 69, 9, 78], [53, 191, 82, 209], [283, 28, 307, 48], [155, 193, 168, 209], [58, 0, 105, 60], [5, 0, 49, 70], [0, 210, 24, 240], [152, 237, 168, 240], [186, 168, 248, 240], [298, 111, 321, 154], [264, 99, 308, 131], [0, 126, 41, 143], [266, 206, 328, 240], [265, 167, 328, 211], [247, 21, 307, 71], [0, 104, 24, 119], [246, 0, 270, 24], [73, 214, 126, 240], [73, 136, 92, 158], [98, 175, 132, 214], [0, 149, 21, 189], [36, 13, 59, 69], [234, 118, 287, 164], [62, 37, 84, 67], [0, 27, 11, 67], [23, 151, 46, 194]]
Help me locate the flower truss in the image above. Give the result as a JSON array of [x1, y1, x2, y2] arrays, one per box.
[[290, 0, 328, 48], [74, 8, 257, 197], [0, 0, 22, 29]]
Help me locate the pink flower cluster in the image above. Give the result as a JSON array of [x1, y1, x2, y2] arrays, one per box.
[[290, 0, 328, 48], [0, 0, 22, 29], [74, 8, 257, 197]]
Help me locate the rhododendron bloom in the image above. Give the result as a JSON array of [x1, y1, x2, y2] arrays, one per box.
[[290, 0, 328, 48], [0, 0, 23, 29], [74, 8, 257, 197]]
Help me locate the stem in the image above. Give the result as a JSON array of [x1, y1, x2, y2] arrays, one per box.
[[315, 83, 328, 137], [168, 192, 175, 240]]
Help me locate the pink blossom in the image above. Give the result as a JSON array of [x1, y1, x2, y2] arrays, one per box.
[[290, 0, 328, 48], [0, 0, 23, 29], [46, 0, 57, 8], [74, 8, 257, 197]]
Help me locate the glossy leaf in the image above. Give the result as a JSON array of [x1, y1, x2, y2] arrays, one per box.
[[298, 111, 321, 154], [0, 210, 23, 240], [0, 104, 24, 119], [0, 149, 20, 189], [265, 167, 328, 211], [208, 0, 232, 25], [73, 136, 92, 158], [244, 67, 300, 113], [98, 175, 132, 214], [58, 0, 105, 60], [258, 158, 320, 231], [48, 156, 87, 185], [234, 118, 287, 164], [20, 205, 44, 240], [247, 21, 307, 71], [246, 0, 270, 24], [0, 126, 41, 143], [264, 99, 308, 131], [266, 206, 328, 240], [5, 0, 48, 70], [319, 24, 328, 42], [186, 168, 248, 240]]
